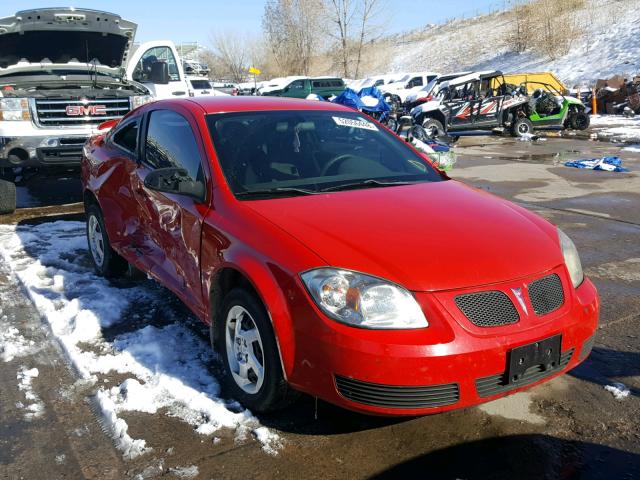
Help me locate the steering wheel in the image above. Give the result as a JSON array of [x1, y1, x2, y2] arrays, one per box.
[[321, 154, 358, 176]]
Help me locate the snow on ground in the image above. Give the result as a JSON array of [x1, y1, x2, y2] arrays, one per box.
[[16, 366, 45, 419], [386, 0, 640, 85], [0, 221, 281, 458], [589, 115, 640, 143], [604, 383, 631, 400]]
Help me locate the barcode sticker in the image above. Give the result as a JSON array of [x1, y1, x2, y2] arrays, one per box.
[[332, 116, 378, 131]]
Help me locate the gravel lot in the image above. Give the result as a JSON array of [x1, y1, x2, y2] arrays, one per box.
[[0, 134, 638, 479]]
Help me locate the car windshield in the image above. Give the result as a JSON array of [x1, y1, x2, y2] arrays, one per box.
[[207, 110, 443, 199]]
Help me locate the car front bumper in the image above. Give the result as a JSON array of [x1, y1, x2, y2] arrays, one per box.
[[287, 270, 599, 416]]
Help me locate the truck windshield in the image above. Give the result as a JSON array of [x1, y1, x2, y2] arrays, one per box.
[[207, 110, 443, 199]]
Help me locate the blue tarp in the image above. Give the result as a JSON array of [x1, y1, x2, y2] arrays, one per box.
[[564, 156, 629, 172], [332, 87, 390, 121]]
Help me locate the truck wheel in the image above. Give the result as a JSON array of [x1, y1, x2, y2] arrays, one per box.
[[217, 288, 295, 413], [422, 118, 445, 139], [570, 111, 590, 130], [0, 179, 17, 215], [512, 118, 534, 137], [86, 203, 127, 278]]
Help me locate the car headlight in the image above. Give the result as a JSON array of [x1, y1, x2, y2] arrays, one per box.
[[558, 228, 584, 288], [132, 95, 153, 109], [0, 98, 30, 121], [300, 268, 428, 329]]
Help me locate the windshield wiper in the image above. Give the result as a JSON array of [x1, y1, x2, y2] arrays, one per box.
[[235, 187, 319, 199], [319, 179, 419, 192]]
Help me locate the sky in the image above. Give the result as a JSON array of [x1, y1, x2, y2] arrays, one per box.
[[0, 1, 505, 46]]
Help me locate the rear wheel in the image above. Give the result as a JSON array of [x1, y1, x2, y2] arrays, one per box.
[[512, 118, 533, 137], [217, 288, 294, 412], [0, 179, 16, 215], [570, 111, 590, 130], [86, 203, 127, 277], [422, 118, 445, 139]]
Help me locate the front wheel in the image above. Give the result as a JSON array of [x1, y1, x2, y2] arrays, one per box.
[[422, 118, 446, 139], [0, 178, 16, 215], [512, 117, 534, 137], [86, 203, 127, 277], [570, 111, 590, 130], [217, 288, 294, 412]]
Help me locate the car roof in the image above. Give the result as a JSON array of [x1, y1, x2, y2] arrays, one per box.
[[183, 96, 355, 114]]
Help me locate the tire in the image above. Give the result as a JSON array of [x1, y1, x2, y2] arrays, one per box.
[[0, 179, 16, 215], [570, 111, 590, 130], [422, 118, 445, 139], [512, 117, 534, 137], [85, 203, 127, 278], [217, 288, 294, 413]]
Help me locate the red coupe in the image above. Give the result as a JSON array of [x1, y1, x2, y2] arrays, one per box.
[[81, 97, 599, 415]]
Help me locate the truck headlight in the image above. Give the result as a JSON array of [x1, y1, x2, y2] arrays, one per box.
[[558, 228, 584, 288], [0, 98, 30, 121], [132, 95, 153, 109], [301, 268, 428, 329]]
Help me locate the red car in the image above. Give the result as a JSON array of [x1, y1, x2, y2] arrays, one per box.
[[81, 97, 599, 415]]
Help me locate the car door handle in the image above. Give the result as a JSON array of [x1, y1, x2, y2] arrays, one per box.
[[172, 91, 186, 96]]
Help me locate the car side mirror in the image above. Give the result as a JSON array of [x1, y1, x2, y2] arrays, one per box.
[[150, 61, 170, 85], [144, 167, 206, 202]]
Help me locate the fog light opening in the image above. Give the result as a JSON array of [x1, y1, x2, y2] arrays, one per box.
[[8, 148, 28, 165]]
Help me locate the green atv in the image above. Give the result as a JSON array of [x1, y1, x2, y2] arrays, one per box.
[[523, 81, 590, 131]]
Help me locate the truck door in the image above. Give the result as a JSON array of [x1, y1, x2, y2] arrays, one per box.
[[127, 41, 189, 100], [285, 79, 307, 98], [447, 81, 480, 129], [130, 107, 211, 318]]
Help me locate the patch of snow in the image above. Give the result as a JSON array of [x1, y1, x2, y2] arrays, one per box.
[[17, 366, 44, 419], [0, 221, 281, 458], [169, 465, 199, 479], [622, 145, 640, 153], [604, 383, 630, 400], [0, 325, 37, 362]]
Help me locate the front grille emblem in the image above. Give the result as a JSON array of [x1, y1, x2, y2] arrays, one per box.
[[511, 287, 528, 314]]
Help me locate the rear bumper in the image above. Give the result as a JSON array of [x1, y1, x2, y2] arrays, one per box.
[[288, 276, 599, 416]]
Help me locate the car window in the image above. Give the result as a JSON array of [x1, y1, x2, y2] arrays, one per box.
[[112, 121, 138, 152], [144, 110, 203, 182], [289, 80, 305, 90], [132, 46, 180, 83], [207, 110, 443, 198], [190, 80, 211, 89], [407, 77, 423, 88]]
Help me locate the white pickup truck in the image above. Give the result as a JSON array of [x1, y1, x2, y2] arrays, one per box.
[[0, 8, 190, 214]]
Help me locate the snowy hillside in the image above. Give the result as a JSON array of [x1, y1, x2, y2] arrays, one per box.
[[385, 0, 640, 85]]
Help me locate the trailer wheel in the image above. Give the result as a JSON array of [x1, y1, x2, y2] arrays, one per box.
[[570, 111, 590, 130], [0, 179, 17, 215], [512, 118, 533, 137]]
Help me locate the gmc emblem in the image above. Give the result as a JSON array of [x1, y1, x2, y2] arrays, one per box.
[[66, 105, 107, 116]]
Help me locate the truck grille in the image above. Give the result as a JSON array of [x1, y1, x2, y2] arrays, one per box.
[[528, 274, 564, 316], [454, 291, 520, 327], [335, 375, 459, 409], [33, 98, 131, 127]]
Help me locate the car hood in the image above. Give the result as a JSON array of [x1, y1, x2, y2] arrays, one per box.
[[0, 8, 136, 72], [244, 181, 563, 292]]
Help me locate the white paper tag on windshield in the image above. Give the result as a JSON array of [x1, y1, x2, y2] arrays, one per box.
[[332, 116, 378, 131]]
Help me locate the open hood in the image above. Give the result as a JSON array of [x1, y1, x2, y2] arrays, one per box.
[[0, 8, 137, 72]]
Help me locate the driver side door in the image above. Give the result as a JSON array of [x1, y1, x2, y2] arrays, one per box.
[[131, 107, 211, 318]]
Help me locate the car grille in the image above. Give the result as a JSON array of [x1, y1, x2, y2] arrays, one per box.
[[475, 349, 574, 397], [528, 274, 564, 315], [335, 375, 459, 409], [33, 98, 131, 127], [454, 291, 520, 327]]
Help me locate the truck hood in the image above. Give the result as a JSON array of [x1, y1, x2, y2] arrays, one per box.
[[0, 8, 136, 73], [244, 181, 563, 292]]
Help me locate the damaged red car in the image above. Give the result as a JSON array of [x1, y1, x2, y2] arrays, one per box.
[[81, 97, 599, 415]]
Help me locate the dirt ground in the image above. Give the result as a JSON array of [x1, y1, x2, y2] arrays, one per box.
[[0, 134, 638, 479]]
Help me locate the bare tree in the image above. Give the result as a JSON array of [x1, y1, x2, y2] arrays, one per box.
[[262, 0, 327, 76], [208, 31, 252, 83], [325, 0, 385, 78]]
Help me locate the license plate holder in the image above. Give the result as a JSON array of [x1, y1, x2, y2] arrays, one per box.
[[507, 335, 562, 385]]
